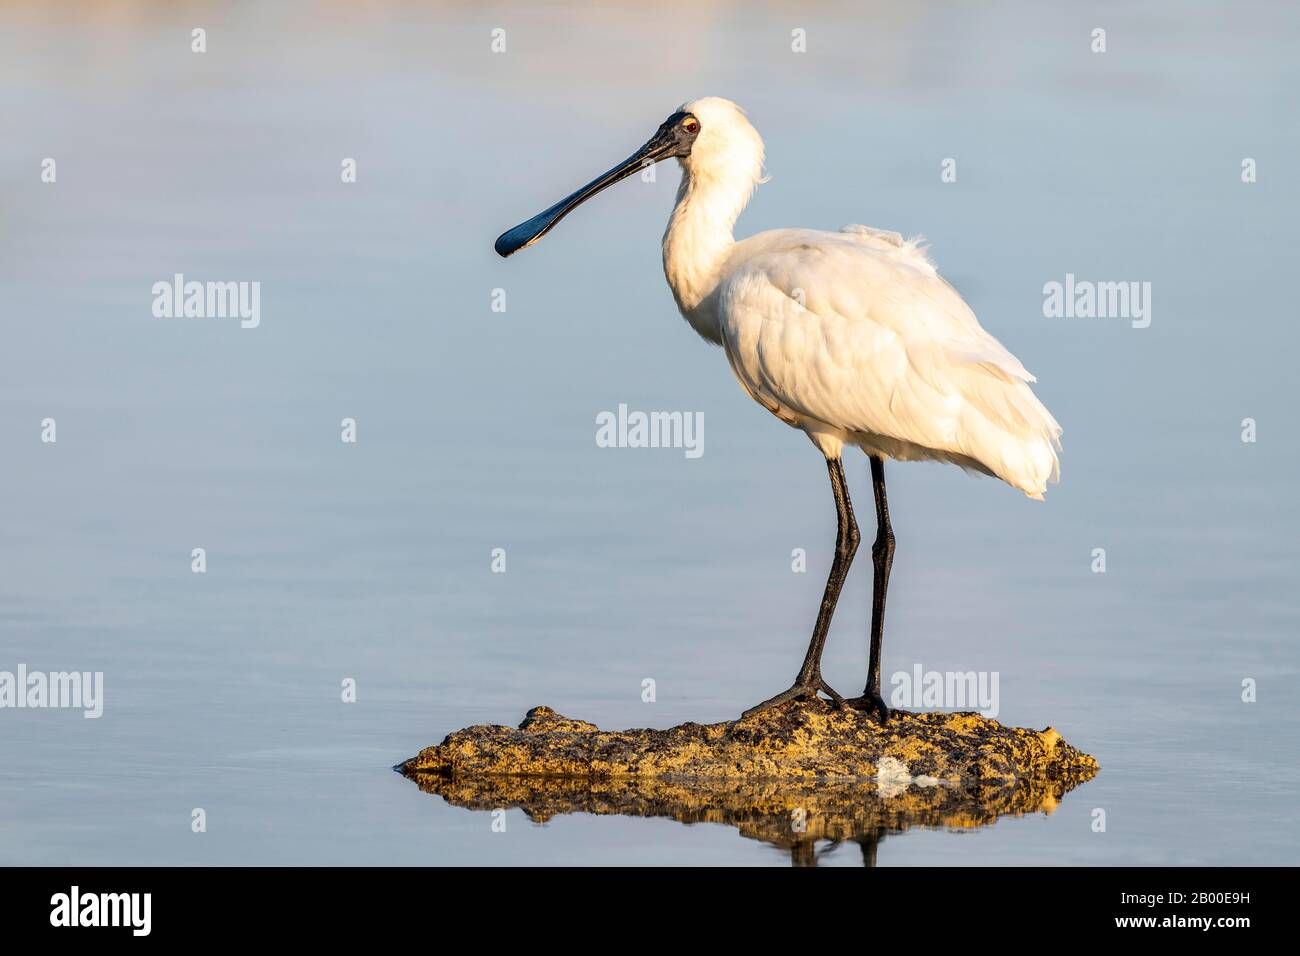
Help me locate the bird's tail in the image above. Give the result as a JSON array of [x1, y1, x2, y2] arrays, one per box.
[[953, 372, 1062, 499], [1000, 392, 1062, 500]]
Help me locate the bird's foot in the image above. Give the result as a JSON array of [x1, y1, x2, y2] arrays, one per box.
[[741, 675, 844, 719], [845, 690, 892, 723]]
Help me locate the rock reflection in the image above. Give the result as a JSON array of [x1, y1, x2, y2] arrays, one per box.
[[402, 768, 1095, 866]]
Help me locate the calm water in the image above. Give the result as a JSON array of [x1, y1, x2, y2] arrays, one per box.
[[2, 0, 1298, 865]]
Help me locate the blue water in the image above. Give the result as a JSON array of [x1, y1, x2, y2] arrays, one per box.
[[2, 0, 1297, 865]]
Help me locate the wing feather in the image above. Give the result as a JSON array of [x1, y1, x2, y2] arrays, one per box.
[[717, 229, 1062, 496]]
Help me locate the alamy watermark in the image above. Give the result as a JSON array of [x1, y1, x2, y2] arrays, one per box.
[[0, 665, 103, 718], [891, 664, 999, 718], [1042, 273, 1151, 328], [152, 273, 260, 328], [50, 886, 150, 936], [595, 403, 704, 459]]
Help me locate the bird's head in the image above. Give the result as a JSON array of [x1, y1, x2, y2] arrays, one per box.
[[494, 96, 763, 258], [672, 97, 765, 190]]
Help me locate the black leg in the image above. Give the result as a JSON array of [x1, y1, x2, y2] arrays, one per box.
[[849, 455, 895, 721], [857, 828, 886, 868], [742, 458, 859, 718]]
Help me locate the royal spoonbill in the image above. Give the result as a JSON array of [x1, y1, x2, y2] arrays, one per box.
[[495, 97, 1062, 720]]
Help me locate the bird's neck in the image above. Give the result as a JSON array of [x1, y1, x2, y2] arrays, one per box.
[[662, 164, 751, 344]]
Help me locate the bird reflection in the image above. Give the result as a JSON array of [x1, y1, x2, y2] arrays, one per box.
[[402, 768, 1094, 867]]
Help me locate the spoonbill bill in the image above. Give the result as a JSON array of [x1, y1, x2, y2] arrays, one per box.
[[495, 98, 1062, 720]]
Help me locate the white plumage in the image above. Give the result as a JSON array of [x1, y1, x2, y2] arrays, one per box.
[[662, 97, 1061, 498], [495, 94, 1063, 717]]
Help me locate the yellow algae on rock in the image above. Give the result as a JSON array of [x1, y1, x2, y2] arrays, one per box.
[[398, 701, 1098, 791], [402, 720, 1099, 866]]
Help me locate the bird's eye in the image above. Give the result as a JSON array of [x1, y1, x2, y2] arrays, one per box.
[[683, 119, 700, 134]]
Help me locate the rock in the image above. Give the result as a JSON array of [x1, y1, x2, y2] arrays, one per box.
[[397, 701, 1099, 865], [398, 701, 1097, 788]]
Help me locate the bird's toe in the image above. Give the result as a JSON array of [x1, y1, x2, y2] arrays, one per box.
[[846, 692, 892, 723], [741, 677, 846, 719], [816, 677, 846, 707]]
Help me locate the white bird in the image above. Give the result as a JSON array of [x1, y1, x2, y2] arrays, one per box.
[[496, 97, 1062, 720]]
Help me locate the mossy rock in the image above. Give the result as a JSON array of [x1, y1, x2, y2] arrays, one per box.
[[399, 700, 1097, 788]]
